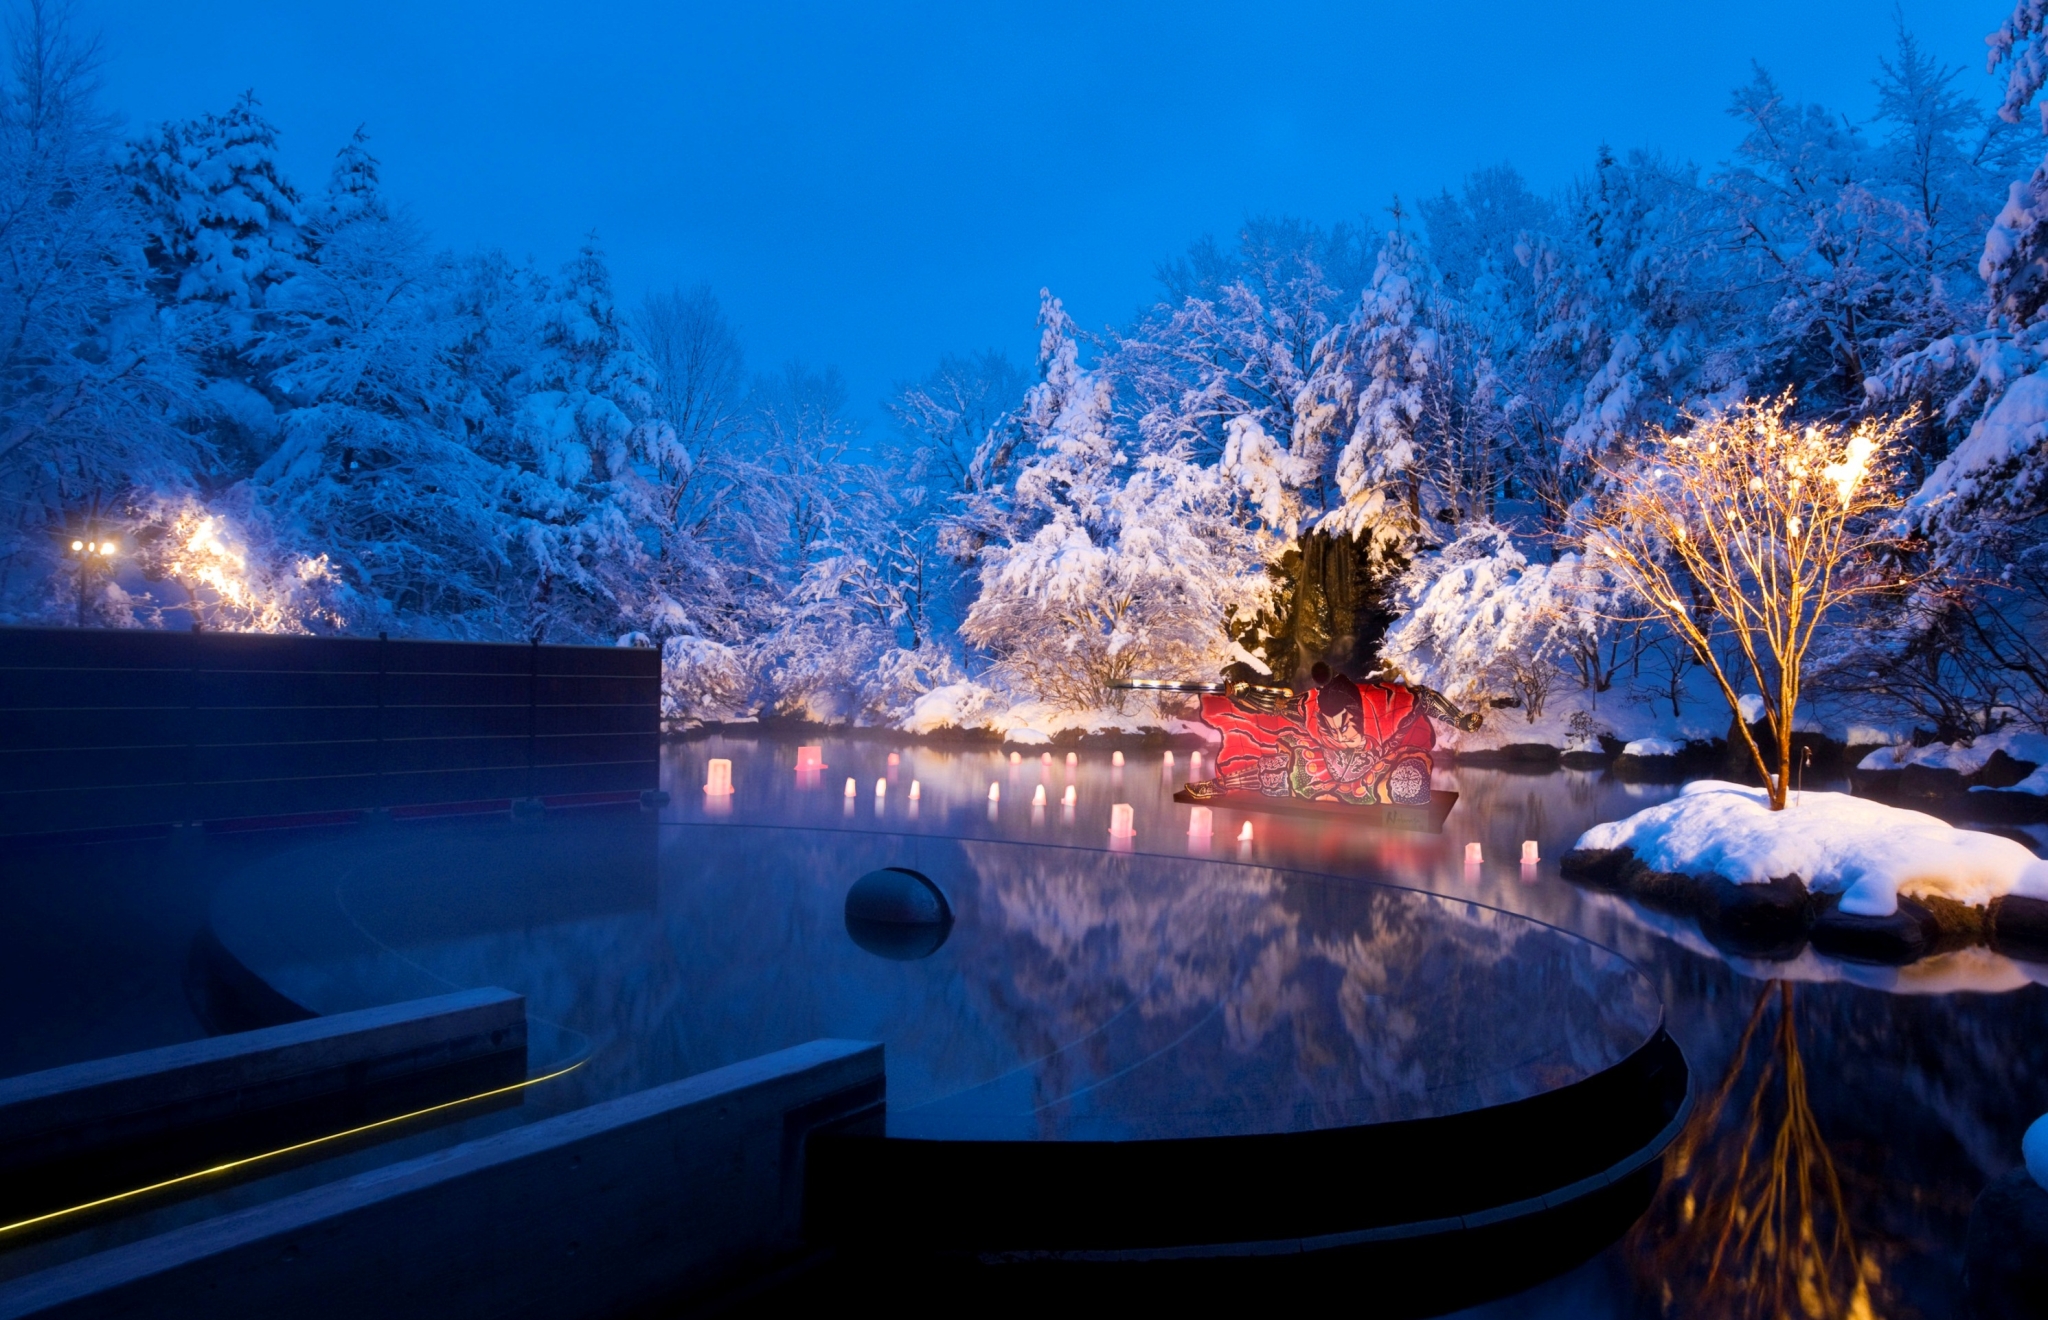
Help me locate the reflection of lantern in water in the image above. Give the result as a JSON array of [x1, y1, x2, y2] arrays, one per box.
[[1188, 805, 1212, 836], [1628, 982, 1883, 1320]]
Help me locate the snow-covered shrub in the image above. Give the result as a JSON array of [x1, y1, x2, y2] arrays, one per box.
[[659, 635, 750, 725], [1380, 525, 1601, 723]]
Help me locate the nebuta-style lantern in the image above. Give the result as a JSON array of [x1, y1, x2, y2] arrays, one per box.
[[1117, 667, 1474, 833]]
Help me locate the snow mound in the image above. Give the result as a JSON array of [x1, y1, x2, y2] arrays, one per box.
[[1858, 727, 2048, 774], [1622, 737, 1683, 758], [1574, 781, 2048, 917]]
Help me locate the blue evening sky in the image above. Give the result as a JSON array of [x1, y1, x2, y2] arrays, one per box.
[[82, 0, 2011, 432]]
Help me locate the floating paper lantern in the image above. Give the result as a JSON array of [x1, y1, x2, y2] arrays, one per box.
[[1164, 750, 1175, 767], [987, 783, 1000, 802], [1009, 751, 1021, 764], [875, 778, 887, 798], [1066, 752, 1078, 765], [1062, 785, 1076, 807], [1032, 784, 1046, 806], [887, 752, 900, 766], [797, 745, 825, 770], [909, 780, 921, 800], [844, 778, 857, 798], [1521, 840, 1540, 864], [1237, 821, 1253, 842], [704, 758, 734, 795], [1109, 803, 1135, 837], [1464, 842, 1484, 864], [1112, 751, 1125, 767]]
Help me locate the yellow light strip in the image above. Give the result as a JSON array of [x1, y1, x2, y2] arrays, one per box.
[[0, 1060, 583, 1238]]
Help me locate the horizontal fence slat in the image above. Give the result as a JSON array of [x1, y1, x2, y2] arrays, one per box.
[[0, 628, 658, 835]]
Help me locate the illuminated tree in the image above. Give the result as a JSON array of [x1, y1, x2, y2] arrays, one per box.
[[1585, 396, 1912, 809]]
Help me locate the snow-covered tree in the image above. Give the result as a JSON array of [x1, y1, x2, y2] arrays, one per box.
[[0, 0, 199, 620], [962, 293, 1271, 707], [252, 133, 505, 631], [504, 237, 673, 641]]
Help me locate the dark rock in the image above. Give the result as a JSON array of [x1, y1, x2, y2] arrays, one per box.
[[1559, 847, 1632, 890], [1451, 744, 1563, 772], [1611, 753, 1686, 784], [1991, 896, 2048, 965], [1965, 1165, 2048, 1320], [1622, 866, 1714, 921], [1698, 874, 1814, 960], [1810, 895, 1942, 965], [1899, 763, 1967, 802], [1850, 765, 1904, 801], [845, 867, 953, 961], [1558, 749, 1611, 770], [1971, 749, 2042, 791]]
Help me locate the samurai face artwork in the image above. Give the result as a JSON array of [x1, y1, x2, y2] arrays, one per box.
[[1188, 671, 1437, 808]]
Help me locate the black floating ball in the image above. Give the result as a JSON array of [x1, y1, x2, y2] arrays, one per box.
[[845, 867, 953, 961]]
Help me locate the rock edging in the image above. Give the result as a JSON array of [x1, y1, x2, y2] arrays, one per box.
[[1560, 846, 2048, 967]]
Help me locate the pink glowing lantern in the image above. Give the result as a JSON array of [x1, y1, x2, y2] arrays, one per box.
[[703, 758, 734, 795], [796, 745, 825, 771], [1109, 803, 1135, 837]]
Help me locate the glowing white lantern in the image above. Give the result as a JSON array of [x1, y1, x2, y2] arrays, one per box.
[[1237, 821, 1253, 843], [1062, 785, 1076, 807], [1109, 803, 1135, 837], [909, 780, 921, 800], [844, 778, 857, 798], [1521, 840, 1539, 864], [1112, 751, 1125, 767], [1465, 842, 1484, 864], [703, 758, 734, 795], [875, 778, 887, 798], [988, 782, 1000, 802]]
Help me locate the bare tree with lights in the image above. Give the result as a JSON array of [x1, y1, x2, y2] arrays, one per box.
[[1585, 395, 1914, 810]]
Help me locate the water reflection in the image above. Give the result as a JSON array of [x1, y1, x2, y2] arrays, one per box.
[[657, 736, 2048, 1317], [218, 820, 1659, 1144], [1630, 983, 1879, 1320]]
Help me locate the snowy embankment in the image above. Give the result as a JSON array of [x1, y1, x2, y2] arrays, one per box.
[[1574, 781, 2048, 917], [897, 681, 1216, 745], [1858, 728, 2048, 796]]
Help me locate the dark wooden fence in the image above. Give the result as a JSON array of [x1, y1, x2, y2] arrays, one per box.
[[0, 627, 660, 839]]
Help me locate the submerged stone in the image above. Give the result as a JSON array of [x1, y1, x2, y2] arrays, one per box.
[[844, 867, 953, 961]]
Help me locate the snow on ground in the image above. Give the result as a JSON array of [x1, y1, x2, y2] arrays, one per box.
[[900, 680, 1217, 744], [1575, 780, 2048, 916], [1622, 736, 1685, 757], [1858, 727, 2048, 793]]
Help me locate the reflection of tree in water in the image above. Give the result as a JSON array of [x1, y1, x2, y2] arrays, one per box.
[[1633, 981, 1888, 1320], [962, 843, 1660, 1131]]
